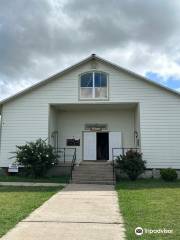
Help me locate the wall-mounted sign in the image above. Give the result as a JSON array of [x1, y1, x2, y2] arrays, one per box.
[[85, 123, 108, 131], [66, 138, 80, 146]]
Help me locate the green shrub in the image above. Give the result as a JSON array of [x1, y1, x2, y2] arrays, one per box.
[[160, 168, 177, 181], [0, 168, 6, 176], [116, 150, 146, 181], [13, 138, 58, 178]]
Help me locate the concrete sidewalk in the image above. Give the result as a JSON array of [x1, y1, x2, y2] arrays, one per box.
[[0, 181, 66, 187], [1, 184, 125, 240]]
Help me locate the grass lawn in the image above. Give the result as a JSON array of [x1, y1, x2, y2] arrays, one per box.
[[116, 179, 180, 240], [0, 175, 69, 183], [0, 186, 62, 237]]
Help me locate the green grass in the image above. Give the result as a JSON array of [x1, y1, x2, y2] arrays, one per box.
[[0, 186, 62, 237], [0, 175, 69, 183], [116, 179, 180, 240]]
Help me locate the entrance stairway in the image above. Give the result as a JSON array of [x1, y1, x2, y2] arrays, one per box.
[[71, 161, 114, 185]]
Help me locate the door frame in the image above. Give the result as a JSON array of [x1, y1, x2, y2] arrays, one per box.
[[82, 131, 109, 161], [96, 131, 109, 161], [82, 131, 121, 161]]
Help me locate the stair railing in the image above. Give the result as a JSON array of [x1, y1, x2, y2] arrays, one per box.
[[54, 147, 76, 164], [70, 148, 77, 182], [112, 157, 116, 185], [53, 147, 76, 183]]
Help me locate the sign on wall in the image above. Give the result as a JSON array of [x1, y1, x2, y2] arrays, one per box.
[[85, 123, 108, 131], [66, 138, 80, 146]]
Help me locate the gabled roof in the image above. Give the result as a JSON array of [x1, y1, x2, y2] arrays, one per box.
[[0, 54, 180, 106]]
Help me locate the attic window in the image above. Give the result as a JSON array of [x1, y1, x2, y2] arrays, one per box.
[[80, 72, 108, 99]]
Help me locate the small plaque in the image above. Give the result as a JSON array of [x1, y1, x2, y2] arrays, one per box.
[[66, 139, 80, 146]]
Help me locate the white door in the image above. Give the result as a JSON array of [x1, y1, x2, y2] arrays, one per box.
[[109, 132, 122, 160], [83, 132, 96, 160]]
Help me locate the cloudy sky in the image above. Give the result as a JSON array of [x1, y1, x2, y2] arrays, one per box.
[[1, 0, 180, 100]]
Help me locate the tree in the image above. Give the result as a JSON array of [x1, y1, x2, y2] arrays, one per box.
[[14, 138, 58, 177], [116, 150, 146, 181]]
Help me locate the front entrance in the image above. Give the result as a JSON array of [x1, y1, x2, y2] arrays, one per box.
[[83, 131, 122, 161], [97, 132, 109, 160]]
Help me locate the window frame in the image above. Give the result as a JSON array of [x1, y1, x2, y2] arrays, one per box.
[[79, 71, 109, 100]]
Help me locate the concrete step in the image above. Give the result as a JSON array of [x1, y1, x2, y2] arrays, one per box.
[[71, 180, 114, 185], [72, 176, 114, 180], [72, 174, 113, 177], [76, 162, 112, 165], [80, 161, 112, 164], [72, 179, 114, 182], [73, 172, 113, 177], [78, 162, 112, 165], [74, 168, 112, 171], [73, 173, 113, 177], [72, 161, 114, 185], [72, 176, 113, 179], [78, 165, 112, 168], [73, 170, 113, 174], [77, 167, 112, 169], [75, 167, 112, 170], [74, 169, 112, 172]]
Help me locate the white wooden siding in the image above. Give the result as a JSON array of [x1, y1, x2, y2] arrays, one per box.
[[0, 60, 180, 168]]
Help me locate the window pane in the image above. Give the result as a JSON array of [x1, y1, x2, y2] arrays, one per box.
[[95, 87, 107, 98], [81, 73, 93, 87], [80, 88, 93, 98], [95, 73, 101, 87], [95, 73, 107, 87], [101, 73, 107, 87]]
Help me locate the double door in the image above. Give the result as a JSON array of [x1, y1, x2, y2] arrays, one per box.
[[83, 131, 122, 160]]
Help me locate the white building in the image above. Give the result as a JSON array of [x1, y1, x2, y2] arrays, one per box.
[[0, 54, 180, 175]]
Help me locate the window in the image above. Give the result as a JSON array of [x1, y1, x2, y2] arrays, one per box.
[[80, 72, 108, 99]]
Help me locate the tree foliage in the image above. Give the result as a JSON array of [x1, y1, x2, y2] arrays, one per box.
[[14, 138, 58, 177], [116, 150, 146, 181]]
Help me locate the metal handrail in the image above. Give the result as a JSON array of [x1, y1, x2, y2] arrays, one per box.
[[53, 147, 76, 183], [54, 147, 76, 164], [112, 157, 115, 185], [112, 147, 140, 185], [70, 148, 76, 181], [112, 147, 140, 160]]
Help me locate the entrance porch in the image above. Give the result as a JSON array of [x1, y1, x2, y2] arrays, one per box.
[[48, 103, 141, 164]]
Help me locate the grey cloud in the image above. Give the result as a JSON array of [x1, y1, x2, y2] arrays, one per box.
[[1, 0, 180, 99], [0, 0, 88, 81], [64, 0, 180, 48]]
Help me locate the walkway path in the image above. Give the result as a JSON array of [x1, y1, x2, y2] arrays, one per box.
[[0, 181, 65, 187], [1, 184, 125, 240]]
